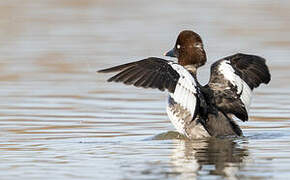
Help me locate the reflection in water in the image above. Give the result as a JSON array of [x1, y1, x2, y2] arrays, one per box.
[[170, 137, 248, 180]]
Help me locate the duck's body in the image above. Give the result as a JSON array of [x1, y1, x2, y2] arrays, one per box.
[[165, 64, 241, 139], [98, 30, 271, 139]]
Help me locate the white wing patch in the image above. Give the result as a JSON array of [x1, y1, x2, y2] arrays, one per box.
[[218, 60, 252, 112], [169, 63, 197, 115], [166, 62, 198, 135]]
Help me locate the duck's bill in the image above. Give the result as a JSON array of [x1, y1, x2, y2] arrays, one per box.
[[164, 48, 177, 58]]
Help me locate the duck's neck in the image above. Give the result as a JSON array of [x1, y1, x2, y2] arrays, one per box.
[[185, 64, 205, 89], [184, 64, 197, 78]]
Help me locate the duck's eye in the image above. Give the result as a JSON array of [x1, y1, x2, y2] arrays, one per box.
[[194, 42, 202, 48], [176, 44, 181, 49]]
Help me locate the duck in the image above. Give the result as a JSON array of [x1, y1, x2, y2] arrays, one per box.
[[98, 30, 271, 139]]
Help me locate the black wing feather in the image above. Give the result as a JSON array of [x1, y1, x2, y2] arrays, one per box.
[[98, 57, 180, 93], [225, 53, 271, 89]]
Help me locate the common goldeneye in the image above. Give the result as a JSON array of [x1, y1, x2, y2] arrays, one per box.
[[98, 30, 271, 139]]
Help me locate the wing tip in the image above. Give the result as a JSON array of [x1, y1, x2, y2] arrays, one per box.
[[97, 69, 110, 73], [263, 69, 271, 85], [228, 52, 271, 87], [97, 61, 137, 73]]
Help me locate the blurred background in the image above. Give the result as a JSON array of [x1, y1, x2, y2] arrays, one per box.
[[0, 0, 290, 179]]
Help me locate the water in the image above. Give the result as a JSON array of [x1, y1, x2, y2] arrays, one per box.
[[0, 0, 290, 179]]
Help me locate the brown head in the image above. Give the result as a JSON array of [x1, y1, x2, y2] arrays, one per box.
[[164, 30, 207, 68]]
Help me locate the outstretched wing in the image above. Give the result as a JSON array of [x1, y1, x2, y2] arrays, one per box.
[[98, 57, 199, 133], [207, 53, 271, 121], [98, 57, 180, 92]]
